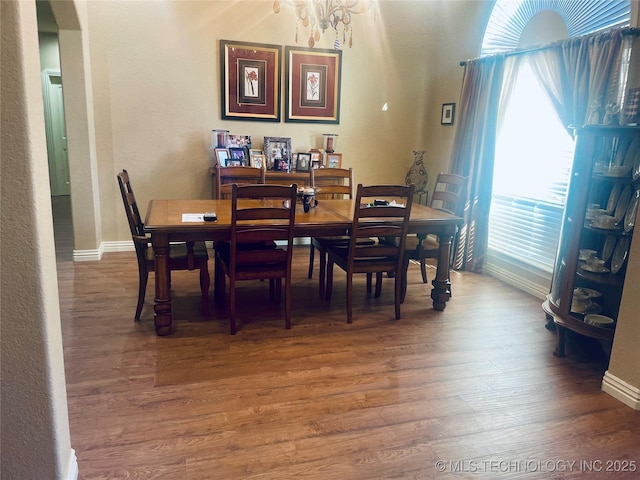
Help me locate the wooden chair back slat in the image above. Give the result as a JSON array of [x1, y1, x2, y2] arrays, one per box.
[[429, 173, 467, 215], [311, 167, 353, 199], [348, 184, 415, 271], [117, 170, 146, 238], [215, 164, 266, 199]]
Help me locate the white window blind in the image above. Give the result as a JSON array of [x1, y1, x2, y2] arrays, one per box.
[[487, 61, 574, 293], [481, 0, 631, 56]]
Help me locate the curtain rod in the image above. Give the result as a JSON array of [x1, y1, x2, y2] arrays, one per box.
[[459, 27, 640, 66]]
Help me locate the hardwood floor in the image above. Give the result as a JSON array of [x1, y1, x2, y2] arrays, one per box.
[[54, 214, 640, 479]]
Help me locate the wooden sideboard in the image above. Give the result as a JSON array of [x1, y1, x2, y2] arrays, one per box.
[[208, 167, 311, 199]]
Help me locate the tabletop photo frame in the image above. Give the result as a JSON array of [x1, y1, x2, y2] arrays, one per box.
[[296, 152, 312, 172], [251, 154, 266, 170], [264, 136, 292, 171], [285, 46, 342, 124], [229, 147, 248, 165], [326, 153, 342, 168], [220, 40, 281, 122], [309, 149, 323, 168], [214, 148, 230, 166]]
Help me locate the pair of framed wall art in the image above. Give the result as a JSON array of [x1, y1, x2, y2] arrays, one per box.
[[220, 40, 342, 124]]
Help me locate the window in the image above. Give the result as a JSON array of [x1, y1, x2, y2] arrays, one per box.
[[481, 0, 631, 299], [486, 61, 574, 296]]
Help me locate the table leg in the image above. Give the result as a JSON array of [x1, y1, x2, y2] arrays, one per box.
[[430, 233, 453, 311], [153, 233, 173, 335]]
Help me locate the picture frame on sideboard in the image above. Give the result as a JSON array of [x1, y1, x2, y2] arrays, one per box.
[[296, 152, 312, 172], [215, 148, 230, 167], [229, 147, 248, 165], [251, 154, 266, 170], [264, 136, 292, 171], [326, 153, 342, 168]]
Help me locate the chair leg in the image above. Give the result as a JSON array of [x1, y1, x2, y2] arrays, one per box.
[[200, 263, 210, 316], [284, 276, 291, 330], [318, 246, 327, 297], [308, 244, 315, 279], [214, 255, 225, 307], [346, 272, 353, 324], [401, 256, 410, 304], [394, 275, 402, 320], [366, 273, 372, 293], [135, 270, 148, 321], [229, 278, 237, 335], [276, 278, 282, 303], [325, 260, 334, 301], [420, 259, 428, 283], [374, 272, 383, 298]]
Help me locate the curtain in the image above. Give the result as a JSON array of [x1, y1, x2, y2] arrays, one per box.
[[528, 28, 639, 129], [450, 55, 511, 273], [450, 27, 638, 274]]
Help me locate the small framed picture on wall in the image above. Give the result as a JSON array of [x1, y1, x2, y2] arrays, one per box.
[[441, 103, 455, 125]]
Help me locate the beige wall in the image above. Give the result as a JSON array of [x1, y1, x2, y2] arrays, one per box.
[[39, 31, 62, 71], [607, 221, 640, 394], [1, 2, 74, 479], [603, 0, 640, 407]]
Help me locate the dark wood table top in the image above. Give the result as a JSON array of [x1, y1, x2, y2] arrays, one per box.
[[144, 199, 461, 239]]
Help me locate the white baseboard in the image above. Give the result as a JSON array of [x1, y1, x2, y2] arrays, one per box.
[[102, 240, 134, 252], [65, 448, 78, 480], [74, 239, 219, 261], [75, 238, 304, 261], [483, 259, 549, 300], [73, 241, 130, 261], [293, 237, 311, 246], [602, 371, 640, 410], [72, 246, 103, 261]]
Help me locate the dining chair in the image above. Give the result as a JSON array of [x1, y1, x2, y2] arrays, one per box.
[[325, 184, 415, 324], [307, 168, 375, 296], [307, 168, 352, 292], [117, 169, 210, 321], [404, 172, 468, 287], [214, 183, 297, 335], [214, 164, 265, 199]]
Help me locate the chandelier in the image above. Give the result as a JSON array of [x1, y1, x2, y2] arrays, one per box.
[[273, 0, 374, 48]]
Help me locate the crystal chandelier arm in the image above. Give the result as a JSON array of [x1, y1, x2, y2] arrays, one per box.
[[274, 0, 373, 48]]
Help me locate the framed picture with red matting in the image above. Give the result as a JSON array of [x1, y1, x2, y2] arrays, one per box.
[[220, 40, 281, 122], [285, 46, 341, 124]]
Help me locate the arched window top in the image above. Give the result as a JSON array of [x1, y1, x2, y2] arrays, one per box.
[[481, 0, 631, 56]]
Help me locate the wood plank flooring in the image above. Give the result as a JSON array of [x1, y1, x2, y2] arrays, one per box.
[[54, 207, 640, 479]]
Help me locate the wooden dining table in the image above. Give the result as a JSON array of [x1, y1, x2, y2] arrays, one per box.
[[144, 198, 462, 335]]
